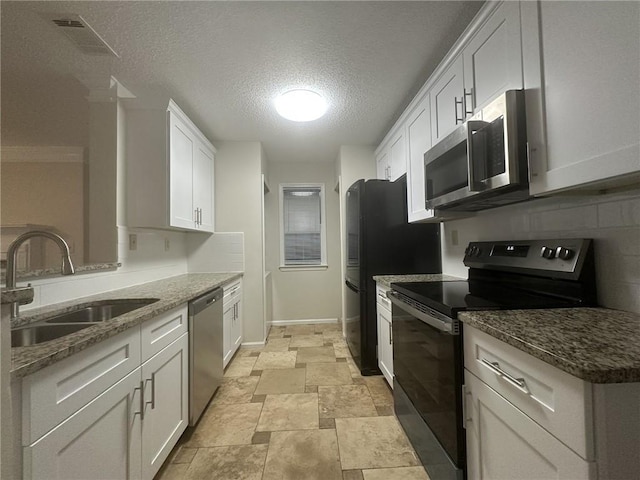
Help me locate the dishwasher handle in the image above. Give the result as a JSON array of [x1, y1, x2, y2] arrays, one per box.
[[189, 287, 223, 316]]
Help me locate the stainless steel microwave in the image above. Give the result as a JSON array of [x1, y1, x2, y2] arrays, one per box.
[[424, 90, 529, 212]]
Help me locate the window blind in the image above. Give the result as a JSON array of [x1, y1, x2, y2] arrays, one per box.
[[282, 187, 322, 265]]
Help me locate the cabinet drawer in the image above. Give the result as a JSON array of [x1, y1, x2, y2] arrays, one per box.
[[223, 279, 242, 308], [376, 284, 391, 311], [464, 325, 594, 460], [141, 305, 188, 362], [22, 327, 141, 445]]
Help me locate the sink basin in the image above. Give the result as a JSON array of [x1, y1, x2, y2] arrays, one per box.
[[12, 323, 94, 347], [44, 299, 159, 324]]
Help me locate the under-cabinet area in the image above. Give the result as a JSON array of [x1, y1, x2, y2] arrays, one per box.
[[8, 274, 241, 480]]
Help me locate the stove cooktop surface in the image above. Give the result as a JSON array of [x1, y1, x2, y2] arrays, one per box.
[[391, 280, 583, 318]]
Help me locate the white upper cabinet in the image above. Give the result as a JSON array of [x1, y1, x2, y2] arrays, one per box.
[[405, 93, 435, 222], [127, 100, 216, 232], [462, 1, 523, 114], [523, 1, 640, 195], [376, 130, 406, 182], [430, 55, 465, 144], [376, 148, 390, 180]]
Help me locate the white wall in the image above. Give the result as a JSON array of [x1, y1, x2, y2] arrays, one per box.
[[214, 141, 265, 343], [265, 161, 342, 322], [441, 189, 640, 314]]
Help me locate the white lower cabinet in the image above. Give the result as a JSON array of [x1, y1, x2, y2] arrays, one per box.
[[376, 284, 393, 388], [25, 367, 143, 480], [141, 333, 188, 479], [464, 371, 593, 480], [464, 324, 640, 480], [21, 306, 189, 480], [223, 279, 243, 368]]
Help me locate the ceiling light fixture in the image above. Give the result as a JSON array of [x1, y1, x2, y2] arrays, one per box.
[[275, 89, 327, 122]]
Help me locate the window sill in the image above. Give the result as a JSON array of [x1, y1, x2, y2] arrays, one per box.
[[279, 264, 328, 272]]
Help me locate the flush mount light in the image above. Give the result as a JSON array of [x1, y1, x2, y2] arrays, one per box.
[[275, 89, 327, 122]]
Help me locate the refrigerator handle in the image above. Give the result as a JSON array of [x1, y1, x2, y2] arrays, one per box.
[[345, 279, 359, 293]]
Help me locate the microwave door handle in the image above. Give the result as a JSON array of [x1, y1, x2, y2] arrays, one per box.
[[466, 120, 489, 192]]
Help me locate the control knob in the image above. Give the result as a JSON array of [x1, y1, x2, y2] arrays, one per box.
[[540, 246, 555, 259], [556, 246, 574, 260]]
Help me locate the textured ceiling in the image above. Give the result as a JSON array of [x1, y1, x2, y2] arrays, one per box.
[[1, 1, 484, 163]]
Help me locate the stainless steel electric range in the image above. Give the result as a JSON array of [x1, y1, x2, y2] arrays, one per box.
[[388, 238, 597, 480]]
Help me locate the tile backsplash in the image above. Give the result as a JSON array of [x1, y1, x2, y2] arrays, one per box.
[[441, 189, 640, 314]]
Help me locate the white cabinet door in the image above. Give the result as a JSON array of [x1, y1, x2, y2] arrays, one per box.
[[25, 368, 143, 480], [406, 94, 435, 222], [430, 55, 465, 144], [465, 371, 595, 480], [388, 131, 407, 181], [231, 297, 243, 353], [376, 148, 390, 180], [462, 1, 523, 114], [168, 111, 196, 230], [377, 304, 393, 388], [525, 1, 640, 195], [223, 301, 235, 368], [141, 333, 188, 480], [193, 141, 215, 232]]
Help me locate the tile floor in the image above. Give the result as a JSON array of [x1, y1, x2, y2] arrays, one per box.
[[156, 322, 429, 480]]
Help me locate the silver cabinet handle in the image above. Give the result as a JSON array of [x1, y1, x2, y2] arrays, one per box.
[[464, 88, 474, 116], [150, 373, 156, 410], [133, 380, 145, 420], [481, 358, 529, 394], [194, 208, 199, 226], [388, 322, 392, 345], [199, 208, 203, 225], [462, 384, 471, 426], [455, 97, 464, 124]]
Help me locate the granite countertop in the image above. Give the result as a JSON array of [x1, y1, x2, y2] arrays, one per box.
[[460, 308, 640, 384], [11, 272, 242, 379], [373, 273, 464, 288]]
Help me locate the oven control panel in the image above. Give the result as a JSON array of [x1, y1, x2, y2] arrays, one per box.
[[464, 238, 593, 280]]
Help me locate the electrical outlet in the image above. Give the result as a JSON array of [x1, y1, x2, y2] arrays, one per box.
[[164, 238, 170, 251], [451, 229, 459, 246], [129, 234, 137, 251]]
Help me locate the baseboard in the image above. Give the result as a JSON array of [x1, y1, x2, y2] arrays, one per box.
[[241, 341, 266, 347], [271, 318, 339, 326]]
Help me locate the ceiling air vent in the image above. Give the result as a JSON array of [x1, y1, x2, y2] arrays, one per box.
[[47, 13, 119, 57]]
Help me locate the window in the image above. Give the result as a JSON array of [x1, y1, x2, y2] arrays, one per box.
[[279, 184, 327, 267]]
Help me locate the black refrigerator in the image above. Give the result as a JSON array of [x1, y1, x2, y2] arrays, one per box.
[[345, 176, 441, 375]]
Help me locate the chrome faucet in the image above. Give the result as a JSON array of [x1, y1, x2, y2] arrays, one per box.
[[5, 231, 75, 318]]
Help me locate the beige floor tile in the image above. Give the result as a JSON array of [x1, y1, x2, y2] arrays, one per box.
[[315, 322, 342, 333], [257, 393, 319, 431], [333, 344, 351, 358], [306, 363, 354, 386], [268, 326, 287, 336], [263, 337, 292, 352], [183, 403, 262, 447], [289, 334, 325, 347], [224, 357, 257, 377], [185, 444, 268, 480], [362, 466, 430, 480], [169, 445, 198, 464], [212, 376, 259, 404], [285, 324, 318, 335], [324, 331, 347, 342], [296, 346, 337, 363], [263, 429, 342, 480], [155, 462, 189, 480], [237, 346, 264, 357], [364, 377, 394, 406], [335, 416, 420, 470], [318, 385, 378, 419], [343, 470, 364, 480], [253, 351, 297, 370], [254, 368, 306, 395]]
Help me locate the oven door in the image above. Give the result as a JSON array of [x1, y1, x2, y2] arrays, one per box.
[[388, 292, 465, 480]]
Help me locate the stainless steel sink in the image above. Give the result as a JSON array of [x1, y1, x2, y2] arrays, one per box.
[[44, 299, 159, 324], [12, 323, 94, 347]]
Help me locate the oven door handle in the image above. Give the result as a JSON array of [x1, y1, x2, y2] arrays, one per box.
[[388, 291, 458, 335]]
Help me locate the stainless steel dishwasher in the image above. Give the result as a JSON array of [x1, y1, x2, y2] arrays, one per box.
[[188, 287, 223, 425]]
